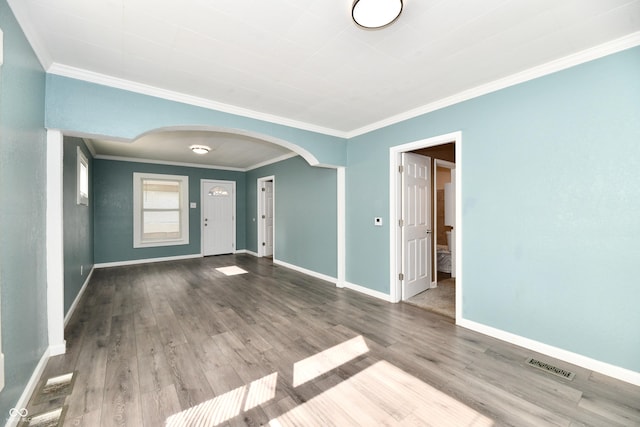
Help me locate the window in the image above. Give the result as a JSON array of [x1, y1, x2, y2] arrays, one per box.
[[133, 172, 189, 248], [77, 147, 89, 205]]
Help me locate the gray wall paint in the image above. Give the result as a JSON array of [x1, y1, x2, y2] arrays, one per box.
[[247, 156, 337, 278], [93, 159, 246, 264], [0, 0, 48, 420], [63, 137, 93, 315]]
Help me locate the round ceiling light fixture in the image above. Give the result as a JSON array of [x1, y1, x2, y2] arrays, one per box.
[[352, 0, 403, 29], [190, 145, 211, 155]]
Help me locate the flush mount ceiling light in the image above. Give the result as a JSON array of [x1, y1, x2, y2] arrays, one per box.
[[352, 0, 403, 29], [190, 145, 210, 154]]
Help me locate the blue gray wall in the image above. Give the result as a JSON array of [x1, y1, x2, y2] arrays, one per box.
[[63, 137, 93, 315], [45, 75, 347, 167], [0, 1, 48, 420], [247, 156, 338, 278], [93, 159, 246, 264], [346, 46, 640, 373]]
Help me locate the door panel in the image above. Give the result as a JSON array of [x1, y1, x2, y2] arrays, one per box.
[[262, 181, 274, 256], [202, 180, 235, 256], [402, 153, 432, 299]]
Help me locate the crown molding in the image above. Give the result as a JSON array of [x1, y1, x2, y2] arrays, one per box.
[[93, 152, 300, 172], [347, 31, 640, 138], [47, 63, 348, 139]]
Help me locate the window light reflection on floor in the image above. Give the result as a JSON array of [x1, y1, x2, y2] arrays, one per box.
[[165, 372, 277, 427], [216, 265, 248, 276], [273, 361, 495, 426], [292, 335, 369, 387]]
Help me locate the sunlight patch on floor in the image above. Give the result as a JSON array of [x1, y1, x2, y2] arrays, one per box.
[[216, 265, 248, 276], [273, 361, 494, 426], [293, 335, 369, 387], [165, 372, 277, 427]]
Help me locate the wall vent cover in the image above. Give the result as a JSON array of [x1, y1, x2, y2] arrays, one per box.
[[526, 357, 575, 380]]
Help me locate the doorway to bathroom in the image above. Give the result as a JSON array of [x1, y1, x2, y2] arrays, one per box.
[[390, 132, 461, 322]]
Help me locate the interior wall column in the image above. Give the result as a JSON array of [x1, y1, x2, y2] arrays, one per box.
[[46, 129, 66, 356]]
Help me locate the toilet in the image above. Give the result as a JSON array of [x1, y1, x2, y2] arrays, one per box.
[[437, 231, 452, 273]]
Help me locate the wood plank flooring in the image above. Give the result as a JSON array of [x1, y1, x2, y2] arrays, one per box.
[[25, 254, 640, 426]]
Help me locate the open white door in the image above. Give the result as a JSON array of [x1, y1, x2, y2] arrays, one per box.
[[202, 180, 236, 256], [261, 180, 274, 256], [402, 152, 432, 299]]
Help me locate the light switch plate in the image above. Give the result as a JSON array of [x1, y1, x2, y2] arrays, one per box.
[[374, 217, 383, 226], [190, 202, 197, 208]]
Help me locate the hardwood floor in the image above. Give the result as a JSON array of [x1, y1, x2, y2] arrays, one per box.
[[25, 255, 640, 426]]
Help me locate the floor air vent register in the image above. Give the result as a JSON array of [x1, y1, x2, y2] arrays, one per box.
[[526, 357, 576, 380]]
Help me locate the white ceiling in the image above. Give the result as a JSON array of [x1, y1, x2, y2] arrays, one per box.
[[9, 0, 640, 169]]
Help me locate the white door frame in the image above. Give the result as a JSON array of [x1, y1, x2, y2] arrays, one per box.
[[433, 159, 456, 285], [389, 131, 462, 323], [200, 179, 236, 256], [257, 176, 275, 257]]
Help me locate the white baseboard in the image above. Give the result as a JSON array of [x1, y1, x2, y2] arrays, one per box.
[[343, 281, 393, 302], [458, 318, 640, 387], [236, 249, 258, 257], [5, 346, 52, 427], [64, 266, 94, 327], [94, 253, 202, 268], [272, 259, 337, 284]]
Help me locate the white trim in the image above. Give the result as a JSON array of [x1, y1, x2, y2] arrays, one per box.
[[342, 281, 393, 303], [93, 152, 299, 173], [47, 63, 346, 138], [46, 130, 66, 355], [95, 154, 245, 172], [133, 172, 190, 248], [246, 153, 298, 171], [348, 32, 640, 137], [389, 132, 462, 306], [236, 249, 259, 257], [458, 318, 640, 387], [64, 267, 94, 327], [5, 346, 52, 427], [94, 253, 202, 269], [257, 176, 276, 258], [273, 259, 337, 284], [337, 167, 346, 288]]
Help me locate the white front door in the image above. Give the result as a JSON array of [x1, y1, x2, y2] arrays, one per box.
[[261, 181, 274, 256], [201, 180, 235, 256], [402, 153, 432, 299]]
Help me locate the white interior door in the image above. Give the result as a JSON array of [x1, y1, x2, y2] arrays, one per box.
[[402, 152, 432, 299], [261, 181, 274, 256], [202, 180, 235, 256]]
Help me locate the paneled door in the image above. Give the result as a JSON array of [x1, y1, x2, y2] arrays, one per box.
[[201, 180, 236, 256], [261, 180, 274, 256], [402, 153, 432, 299]]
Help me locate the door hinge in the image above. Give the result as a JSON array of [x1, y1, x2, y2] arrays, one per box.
[[398, 165, 404, 173], [399, 273, 404, 281], [399, 219, 404, 227]]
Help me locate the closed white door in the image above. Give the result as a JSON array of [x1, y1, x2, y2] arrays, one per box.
[[202, 180, 235, 256], [261, 181, 274, 256], [402, 153, 432, 299]]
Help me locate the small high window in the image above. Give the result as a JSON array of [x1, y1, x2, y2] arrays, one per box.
[[77, 147, 89, 206]]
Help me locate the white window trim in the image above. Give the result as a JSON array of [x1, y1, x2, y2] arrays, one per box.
[[77, 146, 89, 206], [133, 172, 189, 248]]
